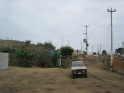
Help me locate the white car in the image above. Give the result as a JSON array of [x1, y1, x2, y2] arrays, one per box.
[[70, 61, 87, 78]]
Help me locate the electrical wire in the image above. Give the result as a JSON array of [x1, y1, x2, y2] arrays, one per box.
[[89, 11, 107, 26], [57, 1, 124, 50], [113, 0, 123, 7], [117, 4, 124, 10], [89, 0, 123, 26], [86, 0, 123, 52]]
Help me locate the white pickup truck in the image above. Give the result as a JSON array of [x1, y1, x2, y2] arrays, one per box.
[[70, 61, 87, 78]]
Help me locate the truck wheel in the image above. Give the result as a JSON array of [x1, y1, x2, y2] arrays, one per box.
[[85, 74, 87, 78], [71, 74, 74, 79]]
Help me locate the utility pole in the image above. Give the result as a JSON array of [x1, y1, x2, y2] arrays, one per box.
[[107, 7, 116, 69], [97, 45, 99, 55], [100, 44, 101, 55], [122, 41, 124, 58], [81, 42, 82, 51], [68, 40, 69, 46], [84, 25, 89, 56], [92, 46, 93, 54], [62, 37, 64, 46]]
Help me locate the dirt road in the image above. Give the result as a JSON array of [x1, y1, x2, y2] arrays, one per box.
[[0, 61, 124, 93]]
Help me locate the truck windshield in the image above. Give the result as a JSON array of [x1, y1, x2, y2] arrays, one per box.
[[72, 62, 85, 67]]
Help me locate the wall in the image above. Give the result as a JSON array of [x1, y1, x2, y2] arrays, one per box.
[[61, 57, 80, 67], [0, 40, 25, 49], [84, 55, 111, 70], [113, 60, 124, 74], [0, 53, 8, 70], [61, 59, 75, 67], [86, 55, 124, 74], [102, 56, 111, 70]]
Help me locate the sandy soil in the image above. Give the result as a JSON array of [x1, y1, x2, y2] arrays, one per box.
[[0, 60, 124, 93]]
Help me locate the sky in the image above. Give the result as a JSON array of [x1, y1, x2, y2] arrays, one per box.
[[0, 0, 124, 53]]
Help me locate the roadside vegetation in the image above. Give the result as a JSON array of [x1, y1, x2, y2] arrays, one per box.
[[0, 41, 80, 68], [15, 49, 31, 67], [6, 42, 74, 67], [60, 46, 74, 58]]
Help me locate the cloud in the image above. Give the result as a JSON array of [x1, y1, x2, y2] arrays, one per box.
[[0, 0, 124, 52]]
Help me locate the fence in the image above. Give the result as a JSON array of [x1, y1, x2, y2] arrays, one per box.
[[113, 59, 124, 74], [101, 55, 124, 74], [61, 59, 74, 67], [102, 55, 111, 70]]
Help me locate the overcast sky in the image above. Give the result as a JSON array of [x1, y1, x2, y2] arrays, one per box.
[[0, 0, 124, 53]]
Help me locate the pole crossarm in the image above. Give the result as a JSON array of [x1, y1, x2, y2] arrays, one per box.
[[107, 8, 116, 12]]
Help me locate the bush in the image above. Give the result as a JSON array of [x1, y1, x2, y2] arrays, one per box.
[[15, 49, 31, 67], [19, 62, 31, 67], [51, 53, 60, 67], [37, 52, 47, 67]]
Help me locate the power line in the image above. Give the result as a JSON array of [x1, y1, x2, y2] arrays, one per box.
[[105, 24, 111, 50], [117, 4, 124, 10], [89, 11, 107, 25], [113, 0, 123, 7], [89, 0, 123, 26], [93, 15, 109, 26]]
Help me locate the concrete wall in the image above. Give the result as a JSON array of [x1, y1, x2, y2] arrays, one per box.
[[0, 53, 8, 70]]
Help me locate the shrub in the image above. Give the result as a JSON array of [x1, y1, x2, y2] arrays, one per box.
[[15, 49, 31, 67], [37, 52, 47, 67], [51, 53, 60, 67]]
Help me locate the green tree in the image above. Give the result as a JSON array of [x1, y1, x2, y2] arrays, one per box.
[[115, 48, 123, 55], [51, 53, 60, 67], [60, 46, 74, 58], [15, 49, 31, 67], [115, 49, 118, 54], [43, 41, 56, 50], [102, 50, 107, 56]]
